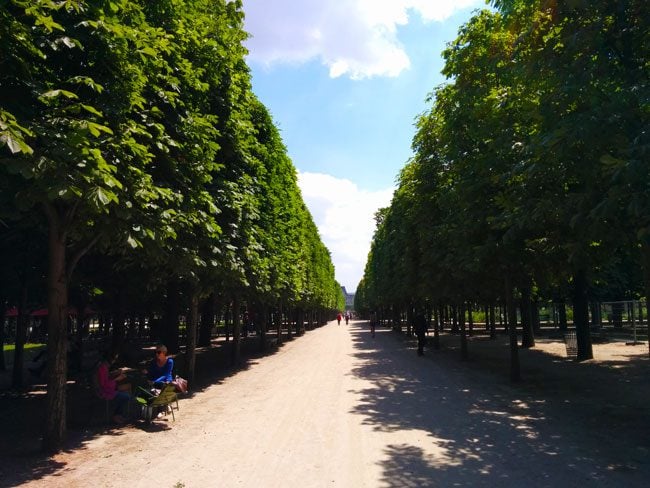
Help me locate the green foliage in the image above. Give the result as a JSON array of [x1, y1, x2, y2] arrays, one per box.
[[358, 0, 649, 313], [1, 0, 341, 312]]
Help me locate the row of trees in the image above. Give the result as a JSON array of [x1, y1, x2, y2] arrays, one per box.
[[356, 0, 649, 376], [1, 0, 344, 452]]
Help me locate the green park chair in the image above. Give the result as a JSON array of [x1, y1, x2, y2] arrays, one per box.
[[136, 383, 179, 423]]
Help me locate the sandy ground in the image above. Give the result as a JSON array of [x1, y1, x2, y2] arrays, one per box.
[[2, 321, 649, 487]]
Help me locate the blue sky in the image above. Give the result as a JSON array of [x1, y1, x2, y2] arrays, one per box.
[[243, 0, 486, 291]]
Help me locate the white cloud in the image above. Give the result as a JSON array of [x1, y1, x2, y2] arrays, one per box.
[[298, 171, 394, 291], [243, 0, 482, 79]]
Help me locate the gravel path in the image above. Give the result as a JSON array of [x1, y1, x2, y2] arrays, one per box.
[[12, 320, 650, 487]]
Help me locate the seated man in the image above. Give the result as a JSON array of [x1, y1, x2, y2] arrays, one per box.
[[145, 344, 174, 388]]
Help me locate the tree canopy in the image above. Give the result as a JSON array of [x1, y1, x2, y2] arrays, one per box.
[[356, 0, 649, 375], [1, 0, 344, 452]]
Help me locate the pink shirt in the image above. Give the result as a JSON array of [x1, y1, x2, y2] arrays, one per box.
[[97, 362, 117, 400]]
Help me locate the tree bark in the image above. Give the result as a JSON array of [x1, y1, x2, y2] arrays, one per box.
[[505, 275, 520, 382], [459, 302, 468, 361], [12, 280, 28, 388], [573, 268, 593, 361], [198, 293, 216, 347], [433, 304, 442, 349], [224, 304, 231, 342], [558, 301, 568, 331], [276, 303, 283, 344], [467, 302, 474, 336], [186, 291, 198, 385], [296, 308, 304, 336], [72, 296, 89, 373], [44, 219, 68, 452], [110, 289, 126, 355], [231, 297, 241, 365], [520, 286, 535, 348], [0, 287, 6, 371], [286, 306, 293, 339], [489, 303, 496, 340], [532, 301, 541, 335], [640, 242, 650, 358], [163, 280, 180, 353], [259, 303, 269, 351], [451, 305, 459, 334]]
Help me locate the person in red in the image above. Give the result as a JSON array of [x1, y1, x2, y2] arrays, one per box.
[[336, 312, 342, 325], [96, 351, 131, 424]]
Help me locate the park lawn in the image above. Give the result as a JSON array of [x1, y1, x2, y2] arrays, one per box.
[[3, 343, 46, 365], [3, 343, 46, 352]]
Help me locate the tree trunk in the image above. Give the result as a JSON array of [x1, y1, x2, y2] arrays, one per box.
[[640, 242, 650, 358], [286, 306, 293, 339], [432, 305, 440, 349], [296, 308, 304, 336], [44, 222, 68, 452], [532, 301, 541, 335], [163, 280, 180, 353], [198, 293, 216, 347], [489, 303, 496, 340], [521, 286, 535, 348], [484, 305, 489, 331], [231, 297, 241, 365], [612, 302, 624, 328], [590, 302, 600, 326], [467, 302, 474, 336], [110, 290, 126, 355], [186, 292, 198, 385], [259, 303, 269, 351], [459, 302, 468, 361], [573, 268, 593, 361], [505, 275, 520, 382], [0, 288, 6, 371], [12, 281, 28, 388], [558, 301, 568, 331], [72, 297, 89, 374], [224, 304, 231, 342], [276, 303, 283, 344], [138, 314, 146, 337], [451, 305, 459, 334]]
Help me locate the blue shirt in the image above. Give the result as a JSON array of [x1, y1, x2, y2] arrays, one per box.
[[147, 357, 174, 384]]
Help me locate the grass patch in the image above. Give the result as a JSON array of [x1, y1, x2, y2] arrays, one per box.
[[3, 343, 46, 352], [2, 343, 46, 366]]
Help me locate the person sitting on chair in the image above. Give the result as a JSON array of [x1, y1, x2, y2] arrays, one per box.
[[145, 344, 174, 388], [97, 351, 131, 424]]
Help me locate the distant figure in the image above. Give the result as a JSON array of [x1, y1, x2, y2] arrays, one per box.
[[414, 313, 427, 356], [370, 312, 377, 338], [337, 312, 342, 325], [345, 312, 350, 325]]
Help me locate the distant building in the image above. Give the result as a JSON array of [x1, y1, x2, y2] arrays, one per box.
[[341, 286, 355, 311]]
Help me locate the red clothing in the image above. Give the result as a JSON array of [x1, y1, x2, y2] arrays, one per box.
[[97, 362, 117, 400]]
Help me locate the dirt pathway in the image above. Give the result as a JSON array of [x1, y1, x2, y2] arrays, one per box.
[[7, 321, 650, 487]]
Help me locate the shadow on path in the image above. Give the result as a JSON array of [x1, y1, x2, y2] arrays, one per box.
[[347, 323, 649, 487], [0, 331, 300, 486]]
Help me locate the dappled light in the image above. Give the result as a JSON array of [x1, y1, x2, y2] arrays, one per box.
[[346, 322, 649, 485]]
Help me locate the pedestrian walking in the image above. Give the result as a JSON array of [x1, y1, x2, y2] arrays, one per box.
[[414, 313, 427, 356]]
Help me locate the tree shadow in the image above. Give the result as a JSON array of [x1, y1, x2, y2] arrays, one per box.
[[0, 328, 307, 486], [347, 323, 650, 486]]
